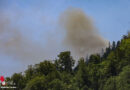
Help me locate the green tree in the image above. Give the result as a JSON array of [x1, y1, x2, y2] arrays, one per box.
[[45, 71, 61, 83], [103, 76, 117, 90], [57, 51, 75, 72], [48, 79, 66, 90], [11, 73, 26, 90], [75, 58, 90, 89], [112, 41, 116, 50], [24, 76, 47, 90], [89, 54, 101, 64], [116, 65, 130, 90], [25, 65, 35, 81], [36, 60, 56, 76]]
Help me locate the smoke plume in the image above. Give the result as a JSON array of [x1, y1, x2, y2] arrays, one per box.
[[60, 8, 108, 58], [0, 12, 48, 64], [0, 8, 108, 76], [0, 10, 63, 76]]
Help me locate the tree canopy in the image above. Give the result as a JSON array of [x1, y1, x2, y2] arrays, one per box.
[[5, 33, 130, 90]]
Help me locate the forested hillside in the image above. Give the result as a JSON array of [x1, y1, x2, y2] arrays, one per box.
[[5, 33, 130, 90]]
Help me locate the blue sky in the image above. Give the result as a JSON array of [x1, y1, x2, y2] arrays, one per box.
[[1, 0, 130, 41], [0, 0, 130, 76]]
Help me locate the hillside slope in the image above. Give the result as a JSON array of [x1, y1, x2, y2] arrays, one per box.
[[4, 34, 130, 90]]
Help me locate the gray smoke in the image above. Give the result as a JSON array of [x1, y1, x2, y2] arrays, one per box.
[[0, 8, 108, 76], [60, 8, 108, 59], [0, 10, 63, 76], [0, 12, 48, 64]]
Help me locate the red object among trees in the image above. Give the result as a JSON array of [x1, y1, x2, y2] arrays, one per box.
[[0, 76, 5, 82]]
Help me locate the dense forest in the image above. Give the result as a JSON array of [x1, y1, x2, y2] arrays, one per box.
[[3, 33, 130, 90]]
